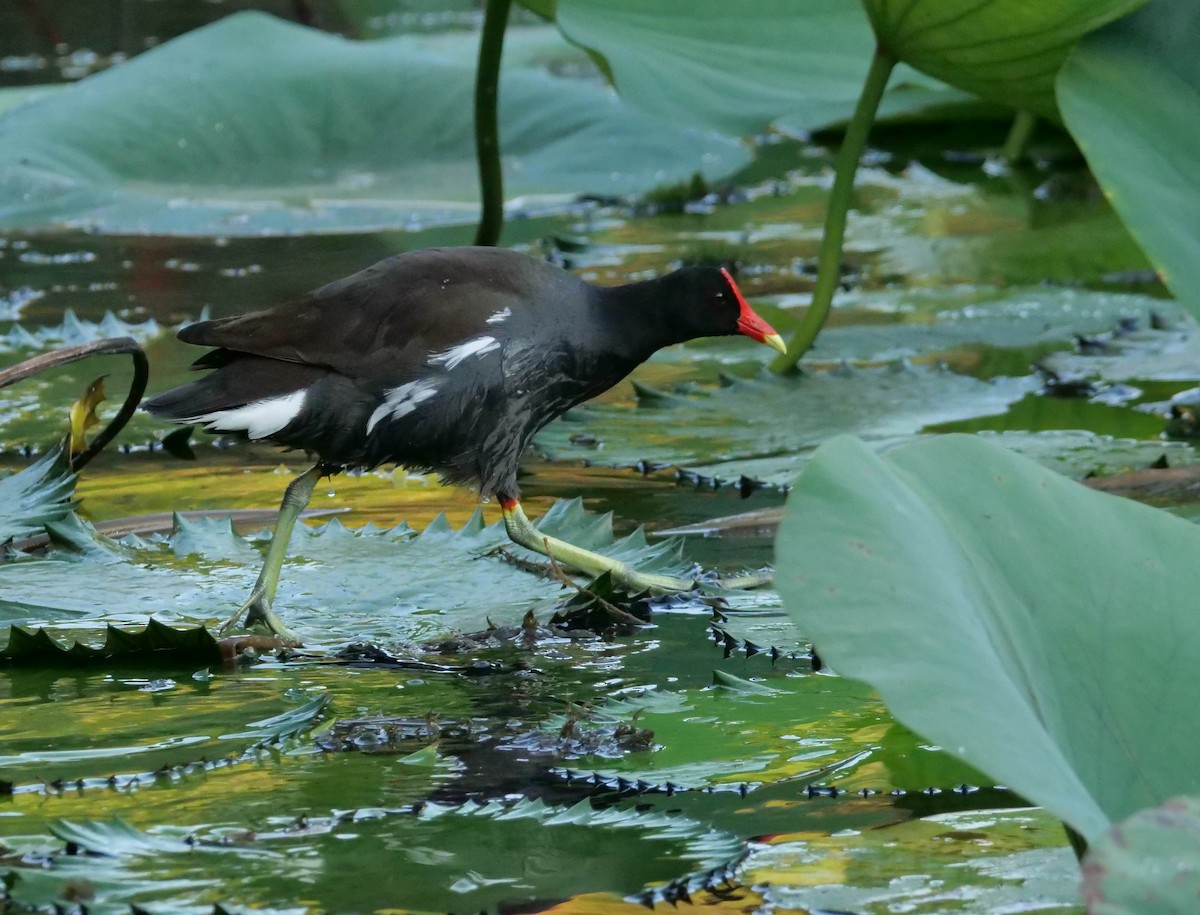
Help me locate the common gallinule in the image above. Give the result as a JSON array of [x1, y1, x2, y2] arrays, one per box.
[[146, 246, 784, 638]]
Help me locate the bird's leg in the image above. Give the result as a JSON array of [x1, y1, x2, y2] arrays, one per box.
[[500, 498, 694, 593], [219, 463, 323, 641]]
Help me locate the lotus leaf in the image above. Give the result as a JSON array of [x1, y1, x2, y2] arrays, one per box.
[[776, 434, 1200, 842]]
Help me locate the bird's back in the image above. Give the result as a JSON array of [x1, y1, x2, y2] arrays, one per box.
[[145, 247, 632, 496]]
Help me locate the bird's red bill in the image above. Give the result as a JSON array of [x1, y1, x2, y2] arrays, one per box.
[[721, 268, 786, 354]]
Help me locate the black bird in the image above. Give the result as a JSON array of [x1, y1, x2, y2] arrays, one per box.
[[145, 246, 785, 638]]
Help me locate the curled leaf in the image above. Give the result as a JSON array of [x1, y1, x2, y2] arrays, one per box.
[[67, 376, 106, 457]]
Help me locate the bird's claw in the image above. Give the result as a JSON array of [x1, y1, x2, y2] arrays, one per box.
[[218, 591, 301, 645]]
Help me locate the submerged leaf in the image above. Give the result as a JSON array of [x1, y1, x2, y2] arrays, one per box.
[[13, 797, 746, 914], [536, 364, 1030, 476], [50, 818, 190, 857], [749, 808, 1082, 914]]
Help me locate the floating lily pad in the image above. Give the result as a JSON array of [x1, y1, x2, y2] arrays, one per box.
[[536, 364, 1031, 474], [548, 674, 887, 793], [0, 443, 75, 543], [752, 807, 1082, 914], [806, 286, 1185, 368], [0, 499, 692, 646], [0, 682, 329, 791], [1039, 322, 1200, 383], [5, 798, 745, 914], [776, 434, 1200, 842], [1058, 0, 1200, 318], [0, 15, 747, 235], [0, 618, 219, 665], [692, 429, 1200, 490]]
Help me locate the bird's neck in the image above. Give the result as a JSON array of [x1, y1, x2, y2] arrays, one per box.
[[591, 276, 690, 358]]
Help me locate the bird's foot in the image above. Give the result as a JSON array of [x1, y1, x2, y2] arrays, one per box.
[[218, 590, 301, 645]]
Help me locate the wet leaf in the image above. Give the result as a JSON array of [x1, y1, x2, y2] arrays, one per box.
[[776, 434, 1200, 842], [750, 807, 1082, 913], [552, 0, 982, 136], [0, 15, 747, 235], [8, 797, 746, 914], [805, 287, 1186, 367], [536, 364, 1030, 475], [222, 695, 330, 745], [0, 619, 220, 666], [50, 818, 193, 857], [545, 674, 918, 795], [1, 678, 337, 792], [0, 443, 76, 544], [1058, 0, 1200, 318], [695, 429, 1200, 490], [1082, 796, 1200, 914], [864, 0, 1147, 118], [0, 499, 694, 647]]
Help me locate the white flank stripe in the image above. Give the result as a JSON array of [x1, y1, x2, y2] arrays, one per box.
[[366, 379, 438, 434], [428, 335, 500, 371], [191, 390, 306, 440], [485, 307, 511, 325]]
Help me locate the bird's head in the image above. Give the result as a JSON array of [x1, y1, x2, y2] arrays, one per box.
[[669, 266, 786, 355]]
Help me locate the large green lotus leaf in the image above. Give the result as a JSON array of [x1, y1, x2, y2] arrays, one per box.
[[0, 499, 690, 646], [7, 799, 744, 914], [776, 434, 1200, 842], [1082, 796, 1200, 914], [0, 443, 75, 544], [0, 14, 747, 236], [1058, 0, 1200, 319], [536, 364, 1031, 472], [863, 0, 1147, 118], [552, 0, 979, 136]]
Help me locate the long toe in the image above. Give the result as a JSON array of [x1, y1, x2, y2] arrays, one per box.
[[218, 592, 301, 645]]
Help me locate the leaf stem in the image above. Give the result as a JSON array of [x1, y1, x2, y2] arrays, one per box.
[[1001, 110, 1037, 163], [0, 336, 148, 473], [771, 45, 896, 373], [473, 0, 513, 247]]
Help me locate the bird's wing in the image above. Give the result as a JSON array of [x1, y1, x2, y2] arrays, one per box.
[[178, 249, 556, 385]]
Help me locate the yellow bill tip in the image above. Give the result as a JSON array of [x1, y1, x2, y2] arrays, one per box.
[[763, 333, 787, 356]]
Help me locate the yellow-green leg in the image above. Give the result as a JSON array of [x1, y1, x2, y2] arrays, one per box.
[[219, 464, 323, 641], [501, 498, 694, 593]]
